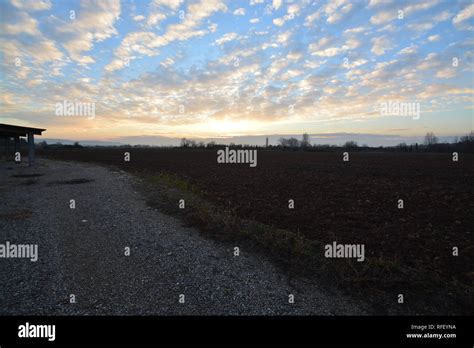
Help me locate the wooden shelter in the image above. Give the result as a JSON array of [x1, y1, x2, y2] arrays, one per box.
[[0, 123, 46, 166]]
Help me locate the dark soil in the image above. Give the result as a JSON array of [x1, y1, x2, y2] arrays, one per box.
[[38, 147, 474, 314]]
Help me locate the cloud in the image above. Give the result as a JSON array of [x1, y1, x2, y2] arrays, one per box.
[[287, 51, 303, 61], [145, 0, 184, 28], [287, 4, 300, 16], [280, 69, 303, 81], [55, 0, 121, 64], [233, 8, 245, 16], [343, 26, 368, 35], [345, 38, 361, 49], [311, 47, 343, 57], [10, 0, 51, 11], [309, 36, 359, 57], [2, 0, 472, 139], [397, 44, 417, 55], [187, 0, 227, 21], [370, 10, 395, 25], [309, 36, 332, 51], [403, 0, 439, 17], [417, 52, 441, 70], [453, 3, 474, 28], [273, 3, 299, 26], [29, 40, 64, 62], [323, 0, 347, 15], [308, 37, 351, 57], [371, 36, 393, 55], [436, 67, 457, 79], [107, 0, 227, 71], [371, 0, 440, 25], [343, 59, 368, 69], [208, 23, 218, 32], [160, 56, 175, 67], [276, 30, 292, 45], [147, 12, 166, 27], [273, 17, 285, 26], [14, 65, 31, 79], [0, 36, 63, 65], [3, 11, 40, 36], [368, 0, 391, 8], [151, 0, 183, 10], [215, 32, 238, 45], [408, 10, 452, 32], [272, 0, 282, 11], [105, 31, 167, 71], [434, 10, 453, 22], [8, 38, 63, 63], [327, 3, 353, 24], [304, 10, 321, 26]]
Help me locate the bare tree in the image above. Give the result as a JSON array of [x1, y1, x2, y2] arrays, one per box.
[[37, 140, 48, 148], [397, 142, 408, 151], [180, 138, 197, 147], [301, 133, 310, 148], [344, 140, 358, 148], [287, 137, 299, 147], [278, 138, 288, 147], [460, 131, 474, 143], [278, 137, 299, 148], [424, 132, 438, 146]]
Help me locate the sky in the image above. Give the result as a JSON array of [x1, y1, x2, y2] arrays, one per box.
[[0, 0, 473, 146]]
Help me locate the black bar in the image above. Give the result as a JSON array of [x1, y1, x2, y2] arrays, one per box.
[[0, 316, 472, 345]]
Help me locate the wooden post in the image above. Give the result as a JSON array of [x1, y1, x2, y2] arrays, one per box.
[[5, 136, 11, 161], [14, 136, 20, 164], [28, 132, 35, 166], [4, 137, 8, 161]]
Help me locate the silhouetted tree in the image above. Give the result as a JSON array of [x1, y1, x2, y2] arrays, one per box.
[[397, 142, 408, 152], [278, 138, 287, 147], [459, 131, 474, 143], [278, 137, 299, 148], [344, 140, 358, 148], [424, 132, 438, 146], [301, 133, 310, 148], [180, 138, 197, 147], [288, 138, 299, 147]]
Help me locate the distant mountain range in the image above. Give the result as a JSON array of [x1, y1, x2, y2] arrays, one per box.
[[39, 139, 124, 146], [38, 133, 463, 148]]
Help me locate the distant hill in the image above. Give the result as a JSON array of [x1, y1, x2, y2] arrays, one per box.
[[39, 139, 124, 146], [37, 133, 465, 148]]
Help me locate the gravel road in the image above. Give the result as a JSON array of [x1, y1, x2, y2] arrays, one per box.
[[0, 159, 366, 315]]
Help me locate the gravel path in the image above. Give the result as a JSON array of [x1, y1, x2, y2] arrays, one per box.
[[0, 159, 366, 315]]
